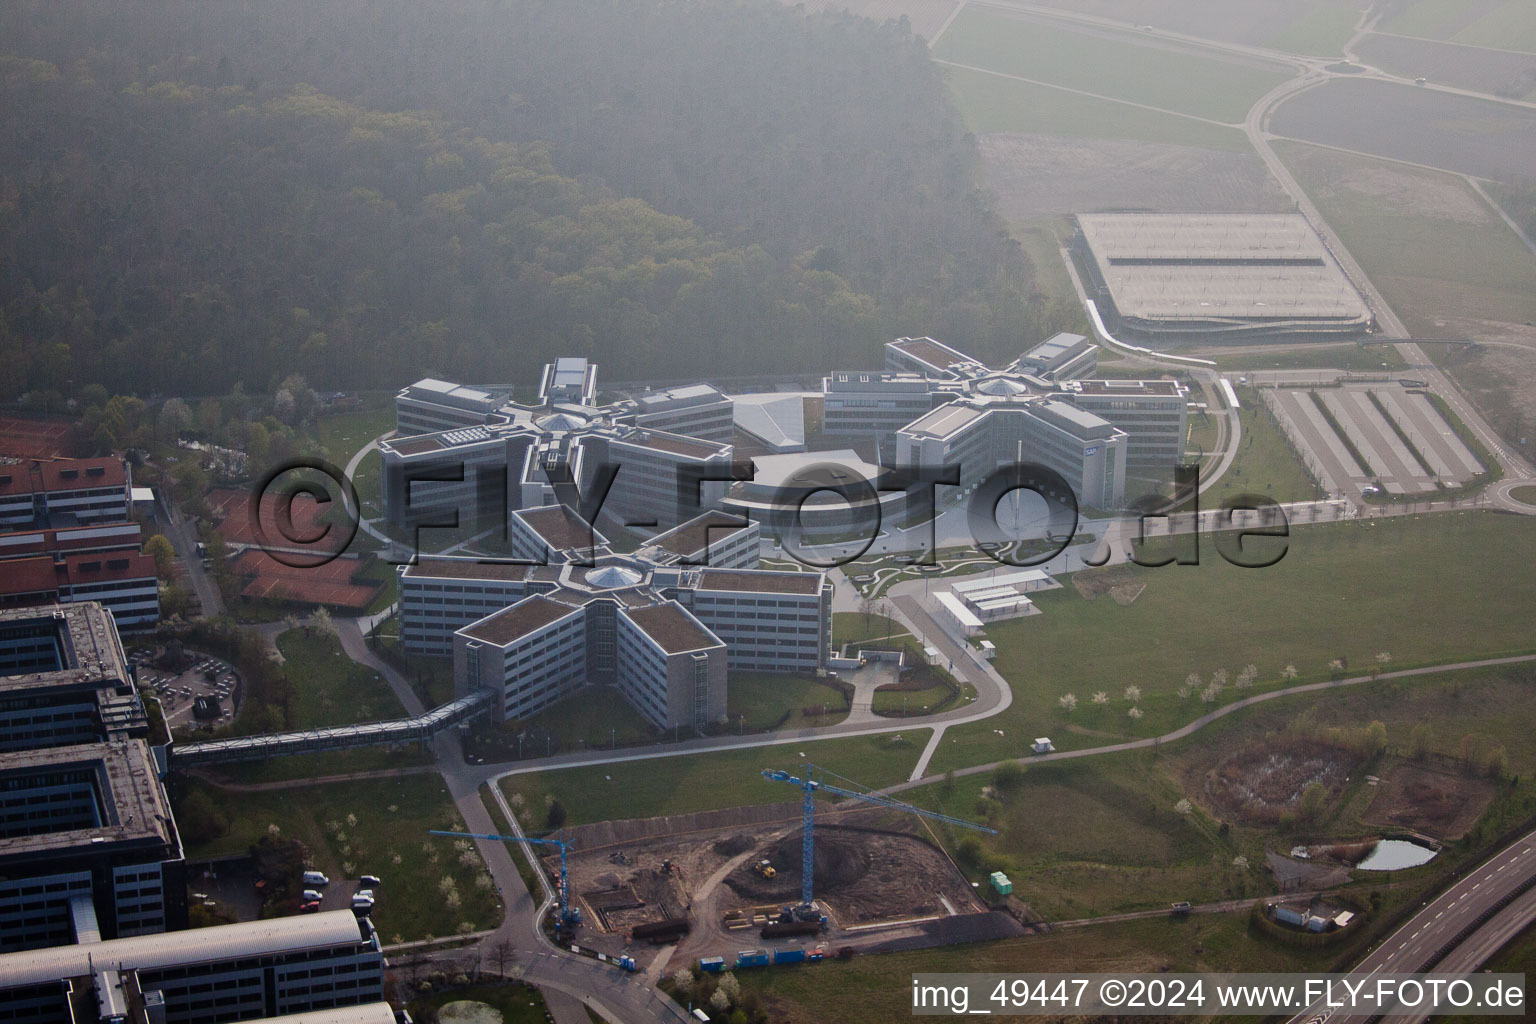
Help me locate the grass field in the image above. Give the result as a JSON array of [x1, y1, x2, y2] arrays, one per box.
[[1275, 141, 1536, 334], [927, 511, 1536, 772], [1265, 1, 1360, 56], [728, 671, 849, 730], [941, 65, 1251, 150], [1202, 396, 1323, 506], [205, 747, 435, 786], [498, 731, 928, 830], [1384, 0, 1536, 54], [934, 8, 1290, 123], [1512, 484, 1536, 505], [178, 773, 496, 943], [736, 911, 1336, 1024], [277, 629, 406, 728], [512, 685, 662, 750], [832, 611, 910, 647], [1202, 343, 1406, 373]]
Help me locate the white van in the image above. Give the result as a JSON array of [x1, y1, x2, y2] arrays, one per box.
[[303, 870, 329, 886]]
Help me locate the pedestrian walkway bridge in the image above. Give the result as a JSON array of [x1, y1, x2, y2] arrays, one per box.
[[170, 690, 493, 766]]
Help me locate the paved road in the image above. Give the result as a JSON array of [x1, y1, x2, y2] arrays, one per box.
[[1286, 827, 1536, 1024]]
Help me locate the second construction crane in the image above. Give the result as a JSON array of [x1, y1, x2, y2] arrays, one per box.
[[761, 764, 996, 911]]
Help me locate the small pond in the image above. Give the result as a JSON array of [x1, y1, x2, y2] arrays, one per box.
[[1355, 839, 1438, 871]]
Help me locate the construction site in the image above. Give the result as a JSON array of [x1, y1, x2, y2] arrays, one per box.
[[534, 792, 1016, 972]]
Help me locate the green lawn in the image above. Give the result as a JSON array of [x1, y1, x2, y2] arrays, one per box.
[[734, 911, 1338, 1024], [204, 747, 435, 786], [832, 611, 910, 647], [727, 671, 849, 731], [1512, 484, 1536, 505], [499, 731, 928, 830], [508, 685, 663, 750], [871, 678, 955, 717], [176, 773, 497, 943], [1203, 396, 1323, 506], [941, 65, 1251, 150], [935, 8, 1290, 123], [929, 511, 1536, 772], [1204, 343, 1406, 373], [277, 629, 406, 727], [315, 404, 396, 468]]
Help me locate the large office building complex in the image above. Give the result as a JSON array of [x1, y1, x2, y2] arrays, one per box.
[[0, 912, 384, 1024], [0, 459, 159, 628], [397, 504, 823, 731], [0, 604, 183, 955]]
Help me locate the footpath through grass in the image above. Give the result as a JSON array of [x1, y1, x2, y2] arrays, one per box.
[[277, 629, 405, 728], [499, 731, 928, 830], [930, 511, 1536, 772], [934, 8, 1290, 123]]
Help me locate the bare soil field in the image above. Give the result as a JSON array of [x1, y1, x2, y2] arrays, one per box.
[[1270, 78, 1536, 185], [978, 133, 1292, 220], [1361, 762, 1496, 840], [787, 0, 959, 42], [1206, 739, 1361, 824], [1355, 33, 1536, 101], [723, 818, 982, 926], [1428, 324, 1536, 449]]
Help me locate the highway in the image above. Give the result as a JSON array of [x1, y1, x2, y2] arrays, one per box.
[[1286, 826, 1536, 1024]]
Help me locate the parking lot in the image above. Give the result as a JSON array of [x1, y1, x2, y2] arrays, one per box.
[[129, 648, 242, 731], [1265, 383, 1483, 500]]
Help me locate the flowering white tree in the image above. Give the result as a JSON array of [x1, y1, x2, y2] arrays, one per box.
[[1091, 691, 1109, 706], [1175, 798, 1192, 815], [1211, 667, 1228, 687], [1185, 672, 1202, 690], [1058, 693, 1078, 713], [1124, 685, 1141, 704], [1232, 855, 1249, 870], [1127, 707, 1143, 720], [1281, 664, 1299, 681]]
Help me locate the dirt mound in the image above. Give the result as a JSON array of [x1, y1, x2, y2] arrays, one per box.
[[712, 834, 755, 857], [724, 830, 870, 902]]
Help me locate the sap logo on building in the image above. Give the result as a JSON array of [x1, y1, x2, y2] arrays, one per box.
[[1084, 446, 1100, 456]]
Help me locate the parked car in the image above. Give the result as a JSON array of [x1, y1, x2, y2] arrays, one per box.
[[303, 870, 329, 886], [302, 889, 325, 902], [359, 874, 382, 888], [299, 901, 321, 914]]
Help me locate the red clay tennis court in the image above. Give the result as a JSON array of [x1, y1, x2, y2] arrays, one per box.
[[230, 549, 381, 610], [0, 416, 78, 460]]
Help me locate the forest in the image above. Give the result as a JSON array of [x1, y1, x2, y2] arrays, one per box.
[[0, 0, 1070, 396]]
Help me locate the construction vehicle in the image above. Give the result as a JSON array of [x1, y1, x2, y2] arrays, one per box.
[[759, 764, 996, 912], [429, 829, 581, 930], [754, 859, 776, 879]]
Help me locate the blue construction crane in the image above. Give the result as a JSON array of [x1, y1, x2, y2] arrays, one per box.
[[430, 829, 581, 928], [760, 764, 997, 910]]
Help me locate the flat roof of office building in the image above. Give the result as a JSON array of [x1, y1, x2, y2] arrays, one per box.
[[644, 511, 754, 559], [1068, 379, 1185, 397], [0, 740, 174, 861], [458, 595, 581, 647], [636, 383, 725, 410], [624, 603, 721, 654], [0, 911, 368, 988], [515, 505, 607, 552], [0, 457, 126, 498], [611, 429, 728, 459], [888, 337, 979, 373], [0, 603, 130, 688], [901, 403, 988, 441], [403, 558, 540, 583], [697, 569, 822, 595]]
